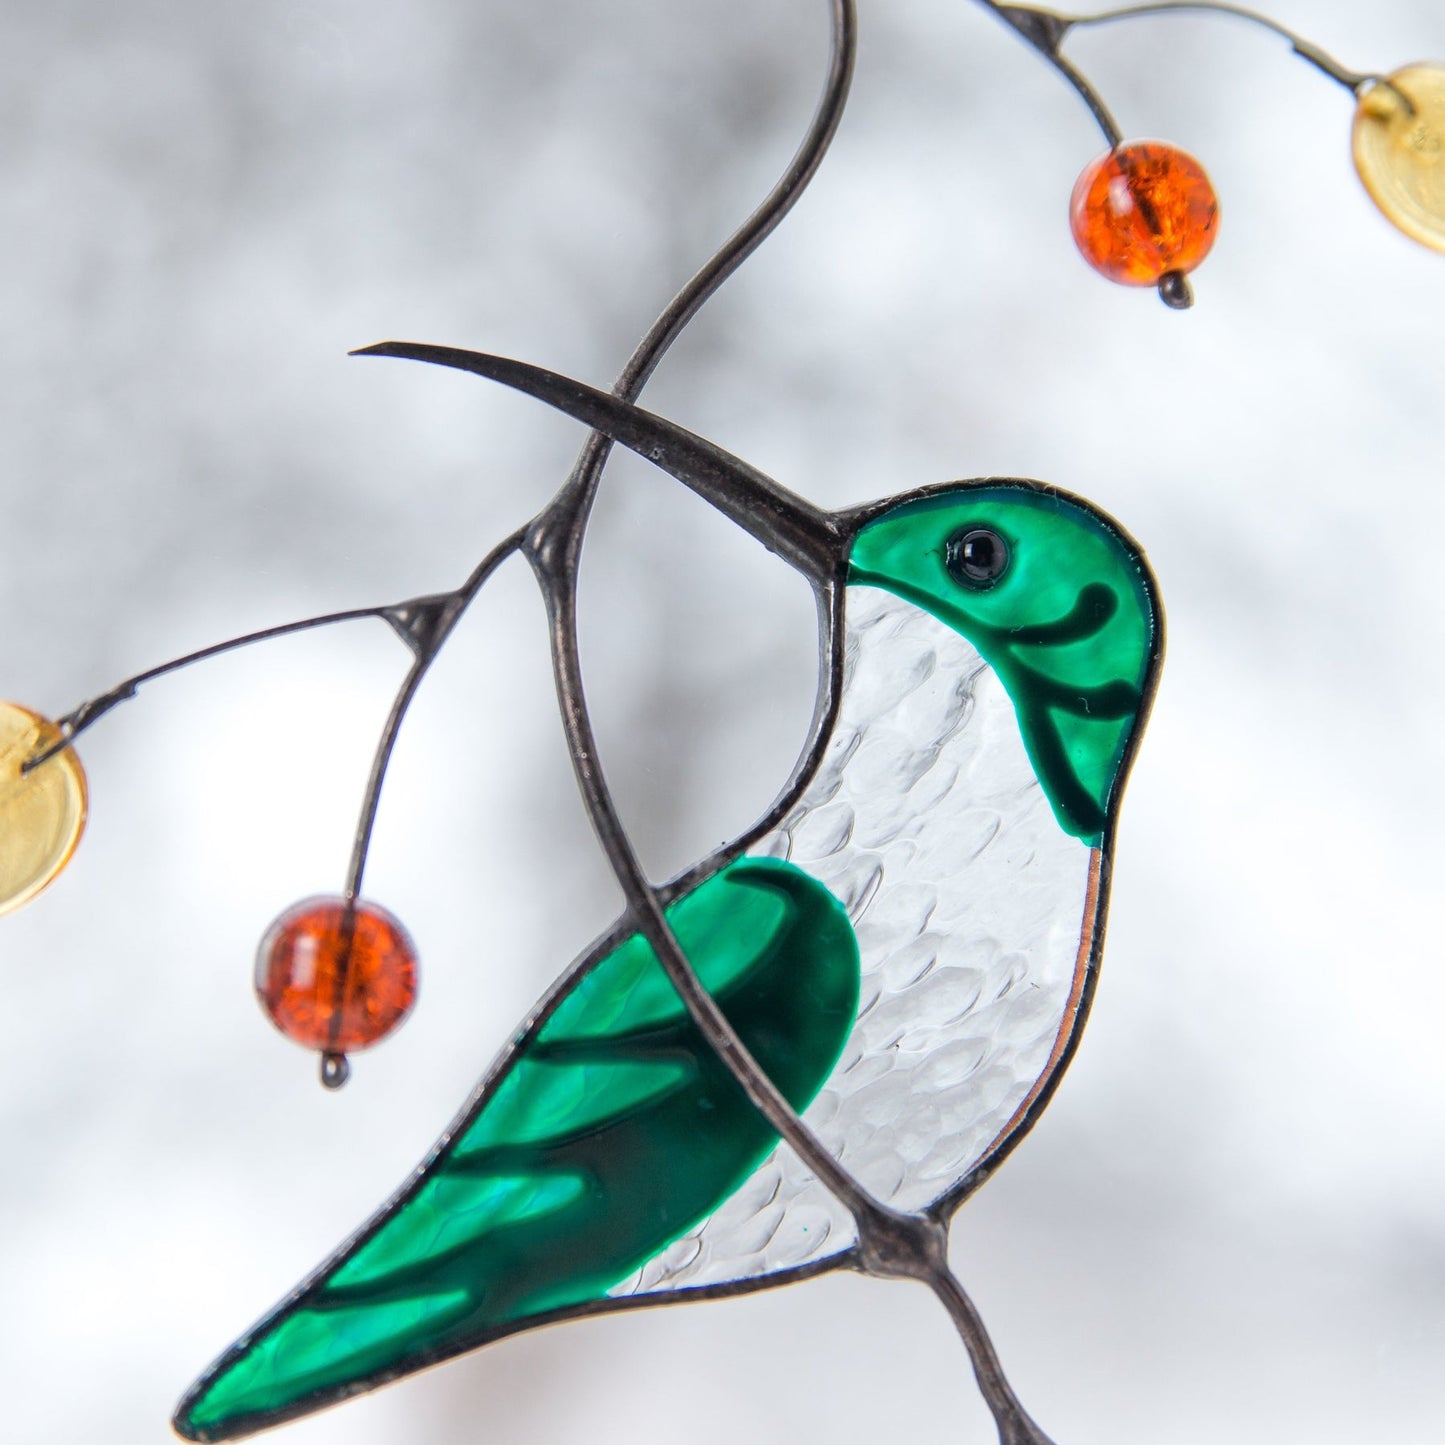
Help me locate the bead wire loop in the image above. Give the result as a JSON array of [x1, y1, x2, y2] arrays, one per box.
[[320, 1054, 351, 1091]]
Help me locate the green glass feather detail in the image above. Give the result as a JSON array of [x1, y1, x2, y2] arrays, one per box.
[[848, 485, 1158, 845], [176, 857, 859, 1441]]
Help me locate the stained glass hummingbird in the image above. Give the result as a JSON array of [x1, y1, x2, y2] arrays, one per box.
[[174, 344, 1163, 1442]]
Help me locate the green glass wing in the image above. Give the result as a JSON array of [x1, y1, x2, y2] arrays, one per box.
[[175, 857, 859, 1441]]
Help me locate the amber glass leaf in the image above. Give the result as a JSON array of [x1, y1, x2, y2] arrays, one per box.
[[0, 703, 87, 916], [1353, 64, 1445, 253]]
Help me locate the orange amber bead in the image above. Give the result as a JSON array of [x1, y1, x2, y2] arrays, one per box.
[[1070, 141, 1219, 286], [255, 896, 417, 1059]]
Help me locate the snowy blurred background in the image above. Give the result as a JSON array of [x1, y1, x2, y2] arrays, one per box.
[[1, 1, 1442, 1441]]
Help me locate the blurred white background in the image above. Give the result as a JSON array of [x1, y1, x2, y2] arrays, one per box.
[[1, 1, 1442, 1441]]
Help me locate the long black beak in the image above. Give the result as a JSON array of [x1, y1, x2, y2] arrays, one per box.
[[353, 342, 846, 585]]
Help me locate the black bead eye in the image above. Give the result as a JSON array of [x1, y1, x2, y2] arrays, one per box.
[[945, 527, 1010, 589]]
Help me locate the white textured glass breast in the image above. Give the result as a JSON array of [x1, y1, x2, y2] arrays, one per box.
[[614, 587, 1094, 1296]]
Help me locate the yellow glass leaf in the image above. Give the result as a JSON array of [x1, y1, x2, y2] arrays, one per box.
[[0, 702, 87, 915], [1353, 63, 1445, 253]]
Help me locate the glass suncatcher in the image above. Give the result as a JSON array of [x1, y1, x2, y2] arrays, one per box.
[[2, 3, 1440, 1443]]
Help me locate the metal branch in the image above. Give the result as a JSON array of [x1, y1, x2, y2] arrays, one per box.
[[500, 0, 917, 1305], [932, 1268, 1059, 1445]]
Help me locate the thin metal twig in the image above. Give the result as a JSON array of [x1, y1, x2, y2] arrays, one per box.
[[1068, 2, 1378, 94], [973, 3, 1124, 146], [972, 0, 1389, 146], [21, 604, 391, 774], [341, 528, 524, 900]]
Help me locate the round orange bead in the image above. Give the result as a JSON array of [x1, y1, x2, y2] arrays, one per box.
[[255, 897, 417, 1065], [1070, 141, 1219, 287]]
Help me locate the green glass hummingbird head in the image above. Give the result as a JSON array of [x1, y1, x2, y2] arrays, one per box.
[[354, 346, 1162, 845], [847, 483, 1162, 846]]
